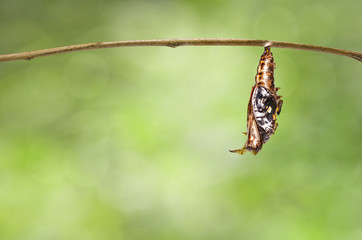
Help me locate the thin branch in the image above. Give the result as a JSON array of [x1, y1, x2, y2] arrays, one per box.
[[0, 38, 361, 62]]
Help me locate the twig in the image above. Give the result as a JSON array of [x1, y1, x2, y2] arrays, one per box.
[[0, 38, 361, 62]]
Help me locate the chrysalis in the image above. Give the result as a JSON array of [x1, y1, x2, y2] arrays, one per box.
[[230, 45, 283, 155]]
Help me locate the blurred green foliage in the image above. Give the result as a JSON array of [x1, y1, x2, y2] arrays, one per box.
[[0, 0, 361, 239]]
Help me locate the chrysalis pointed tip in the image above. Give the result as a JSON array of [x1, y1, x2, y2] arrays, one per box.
[[229, 148, 247, 155]]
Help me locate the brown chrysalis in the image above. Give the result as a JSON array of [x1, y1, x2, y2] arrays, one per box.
[[230, 45, 283, 155]]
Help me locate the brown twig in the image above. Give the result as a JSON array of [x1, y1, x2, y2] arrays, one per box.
[[0, 38, 361, 62]]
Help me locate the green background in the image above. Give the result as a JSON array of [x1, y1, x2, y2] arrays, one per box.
[[0, 0, 361, 239]]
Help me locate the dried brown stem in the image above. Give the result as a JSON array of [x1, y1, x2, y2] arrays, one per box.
[[0, 38, 361, 62]]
